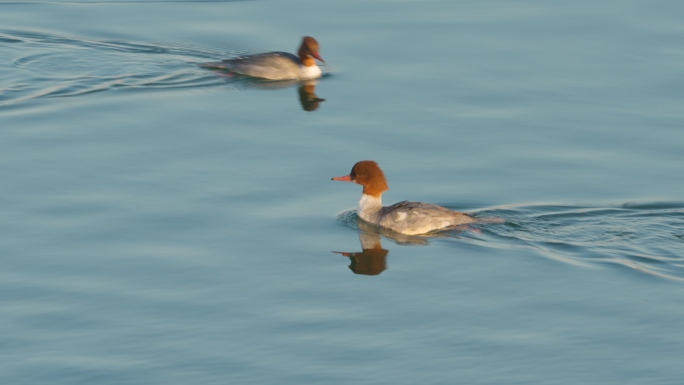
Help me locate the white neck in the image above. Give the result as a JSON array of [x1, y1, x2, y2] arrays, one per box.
[[299, 64, 322, 80], [357, 194, 383, 224]]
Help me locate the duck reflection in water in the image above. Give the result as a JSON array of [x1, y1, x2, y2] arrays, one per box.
[[298, 80, 325, 111], [206, 73, 326, 111], [333, 219, 432, 276], [333, 231, 388, 276]]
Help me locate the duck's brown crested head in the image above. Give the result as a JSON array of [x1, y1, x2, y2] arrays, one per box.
[[348, 160, 389, 197], [299, 36, 324, 65]]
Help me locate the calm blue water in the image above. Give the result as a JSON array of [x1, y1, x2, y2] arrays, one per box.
[[2, 1, 684, 384]]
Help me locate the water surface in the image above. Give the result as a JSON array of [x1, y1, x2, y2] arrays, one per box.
[[2, 0, 684, 384]]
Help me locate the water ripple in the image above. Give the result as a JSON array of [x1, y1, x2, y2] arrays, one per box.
[[468, 202, 684, 281], [0, 29, 269, 108]]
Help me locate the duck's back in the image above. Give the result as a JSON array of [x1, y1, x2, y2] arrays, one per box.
[[204, 52, 301, 80], [379, 201, 474, 235]]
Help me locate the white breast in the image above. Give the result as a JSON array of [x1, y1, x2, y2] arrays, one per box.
[[357, 194, 383, 223], [299, 65, 322, 80]]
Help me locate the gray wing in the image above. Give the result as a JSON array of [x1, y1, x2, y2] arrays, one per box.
[[380, 201, 474, 234], [200, 52, 301, 80]]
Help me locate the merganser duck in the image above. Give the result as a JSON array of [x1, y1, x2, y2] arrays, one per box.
[[199, 36, 324, 80], [332, 161, 476, 235]]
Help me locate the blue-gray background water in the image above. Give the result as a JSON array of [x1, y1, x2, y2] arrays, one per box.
[[2, 1, 684, 384]]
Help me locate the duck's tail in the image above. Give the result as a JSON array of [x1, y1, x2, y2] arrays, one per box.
[[198, 61, 228, 69]]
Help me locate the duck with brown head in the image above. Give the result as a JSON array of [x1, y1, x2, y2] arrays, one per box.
[[200, 36, 325, 81], [332, 161, 476, 235]]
